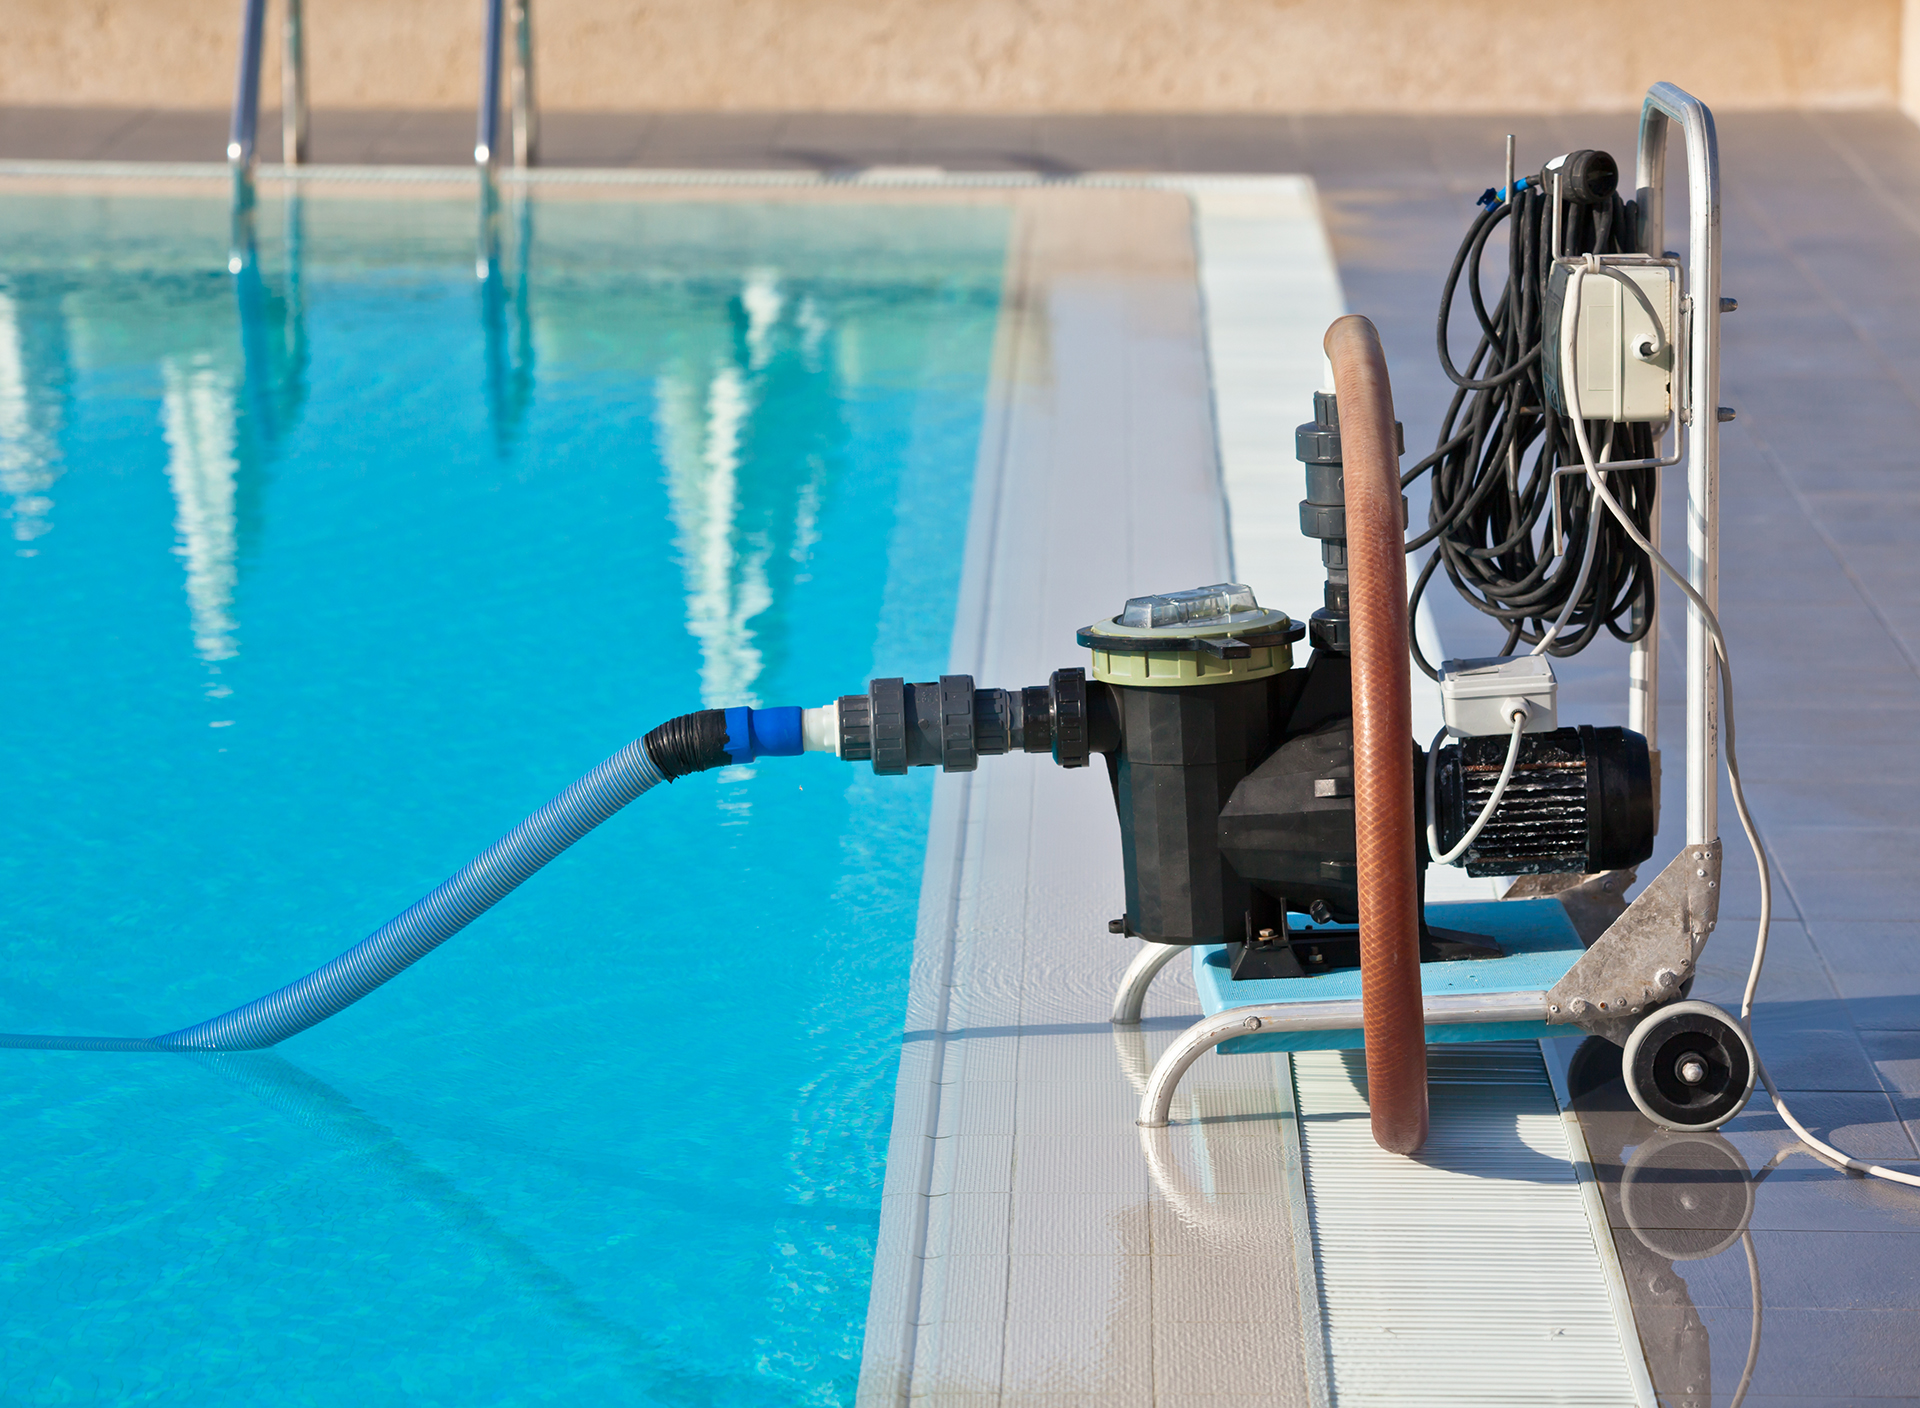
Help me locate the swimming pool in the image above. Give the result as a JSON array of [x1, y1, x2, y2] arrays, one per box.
[[0, 186, 1006, 1404]]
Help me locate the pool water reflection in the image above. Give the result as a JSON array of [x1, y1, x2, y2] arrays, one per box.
[[0, 187, 1005, 1404]]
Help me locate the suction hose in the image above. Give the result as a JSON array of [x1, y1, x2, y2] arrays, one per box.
[[0, 706, 797, 1053], [1326, 314, 1429, 1155]]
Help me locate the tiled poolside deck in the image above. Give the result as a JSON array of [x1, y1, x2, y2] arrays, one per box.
[[11, 104, 1920, 1404]]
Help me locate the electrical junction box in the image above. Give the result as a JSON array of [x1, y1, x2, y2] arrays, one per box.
[[1543, 254, 1680, 424], [1438, 654, 1558, 737]]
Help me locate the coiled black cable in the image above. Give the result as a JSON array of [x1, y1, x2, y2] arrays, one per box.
[[1403, 158, 1659, 678]]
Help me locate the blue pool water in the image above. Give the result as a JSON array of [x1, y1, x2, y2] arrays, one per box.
[[0, 189, 1006, 1403]]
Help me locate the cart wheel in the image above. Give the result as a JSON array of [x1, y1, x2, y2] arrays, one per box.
[[1621, 999, 1756, 1132]]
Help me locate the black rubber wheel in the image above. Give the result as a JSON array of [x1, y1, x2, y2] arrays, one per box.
[[1621, 999, 1756, 1133]]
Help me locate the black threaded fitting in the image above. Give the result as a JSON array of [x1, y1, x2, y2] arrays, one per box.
[[833, 675, 1115, 773], [1299, 389, 1403, 655], [643, 710, 732, 781]]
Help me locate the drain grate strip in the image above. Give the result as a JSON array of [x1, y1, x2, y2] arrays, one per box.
[[1294, 1043, 1644, 1407]]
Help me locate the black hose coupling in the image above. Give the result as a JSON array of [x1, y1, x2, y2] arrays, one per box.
[[643, 710, 732, 781], [836, 670, 1116, 775]]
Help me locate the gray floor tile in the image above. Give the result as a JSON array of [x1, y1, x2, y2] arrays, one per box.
[[360, 111, 473, 165], [1778, 868, 1920, 923], [1689, 1306, 1920, 1399], [637, 113, 796, 167], [299, 111, 402, 165], [1687, 920, 1832, 1008], [1805, 921, 1920, 982], [1034, 115, 1174, 173], [1847, 992, 1920, 1031], [773, 112, 910, 170], [1647, 1230, 1920, 1311], [1862, 1030, 1920, 1096], [529, 112, 652, 166], [0, 105, 145, 160], [1165, 114, 1305, 173], [900, 115, 1048, 172], [1734, 1089, 1919, 1161], [1898, 1093, 1920, 1156], [1740, 779, 1920, 831], [105, 110, 230, 163]]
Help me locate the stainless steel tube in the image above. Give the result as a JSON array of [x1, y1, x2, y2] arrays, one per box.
[[1136, 991, 1551, 1128], [282, 0, 309, 166], [1110, 942, 1186, 1026], [227, 0, 269, 172], [476, 0, 506, 168], [1636, 83, 1722, 850], [510, 0, 538, 167]]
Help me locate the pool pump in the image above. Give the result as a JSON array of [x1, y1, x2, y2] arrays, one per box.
[[796, 390, 1656, 983]]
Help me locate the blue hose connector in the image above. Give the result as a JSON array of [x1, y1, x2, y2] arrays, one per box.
[[723, 706, 804, 765]]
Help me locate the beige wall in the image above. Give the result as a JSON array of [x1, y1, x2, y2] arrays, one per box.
[[4, 0, 1903, 113]]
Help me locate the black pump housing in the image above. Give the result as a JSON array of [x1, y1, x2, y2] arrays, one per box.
[[1103, 674, 1278, 944], [835, 385, 1658, 962]]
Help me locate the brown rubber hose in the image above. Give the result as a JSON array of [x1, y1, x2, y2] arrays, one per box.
[[1324, 314, 1429, 1156]]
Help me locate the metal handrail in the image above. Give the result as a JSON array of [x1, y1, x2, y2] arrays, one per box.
[[229, 0, 308, 175], [283, 0, 309, 165], [512, 0, 538, 167], [227, 0, 268, 176], [476, 0, 504, 167], [478, 0, 538, 169], [232, 0, 536, 178]]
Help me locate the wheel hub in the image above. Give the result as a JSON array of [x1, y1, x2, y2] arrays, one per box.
[[1622, 1000, 1756, 1132]]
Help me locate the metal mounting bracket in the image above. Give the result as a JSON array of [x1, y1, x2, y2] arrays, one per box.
[[1545, 840, 1721, 1038], [1504, 867, 1638, 946]]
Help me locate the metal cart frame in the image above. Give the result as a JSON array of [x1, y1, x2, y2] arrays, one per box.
[[1127, 82, 1727, 1128]]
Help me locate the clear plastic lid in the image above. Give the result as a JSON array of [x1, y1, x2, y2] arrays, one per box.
[[1118, 583, 1263, 631]]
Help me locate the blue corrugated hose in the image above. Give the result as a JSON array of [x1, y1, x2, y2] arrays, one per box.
[[0, 707, 799, 1053]]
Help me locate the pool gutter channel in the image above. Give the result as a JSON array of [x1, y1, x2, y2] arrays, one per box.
[[0, 159, 1322, 192], [853, 183, 1039, 1408], [858, 174, 1337, 1406]]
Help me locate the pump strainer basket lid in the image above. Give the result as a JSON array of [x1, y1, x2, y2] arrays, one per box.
[[1077, 582, 1302, 659]]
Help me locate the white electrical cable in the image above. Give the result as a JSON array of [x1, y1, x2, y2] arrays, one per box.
[[1563, 260, 1920, 1189], [1425, 710, 1528, 867]]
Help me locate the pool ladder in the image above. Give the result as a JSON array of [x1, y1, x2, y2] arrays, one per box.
[[227, 0, 538, 178]]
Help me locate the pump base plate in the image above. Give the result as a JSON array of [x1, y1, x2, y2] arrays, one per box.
[[1225, 924, 1504, 982], [1200, 897, 1586, 1052]]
